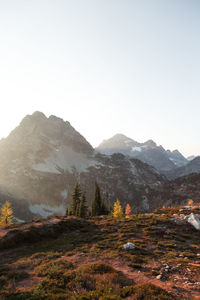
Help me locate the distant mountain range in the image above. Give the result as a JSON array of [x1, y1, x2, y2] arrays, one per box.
[[96, 134, 188, 172], [0, 112, 199, 220]]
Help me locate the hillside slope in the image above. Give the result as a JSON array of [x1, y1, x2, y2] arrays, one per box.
[[0, 207, 199, 299]]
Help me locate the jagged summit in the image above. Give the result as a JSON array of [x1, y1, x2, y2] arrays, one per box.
[[96, 134, 187, 172], [31, 110, 47, 119], [144, 139, 157, 148], [6, 111, 94, 156]]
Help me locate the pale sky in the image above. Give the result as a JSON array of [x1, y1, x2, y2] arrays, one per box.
[[0, 0, 199, 157]]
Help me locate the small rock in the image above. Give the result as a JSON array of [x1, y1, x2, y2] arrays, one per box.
[[165, 264, 170, 269], [156, 274, 162, 280], [187, 213, 200, 230], [122, 242, 135, 250]]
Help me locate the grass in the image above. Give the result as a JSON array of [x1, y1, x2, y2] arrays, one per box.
[[0, 208, 199, 299]]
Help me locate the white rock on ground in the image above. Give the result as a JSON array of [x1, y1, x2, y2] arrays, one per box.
[[123, 242, 135, 250], [187, 213, 200, 230]]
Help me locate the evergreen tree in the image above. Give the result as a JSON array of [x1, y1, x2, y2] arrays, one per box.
[[92, 182, 107, 216], [100, 199, 108, 215], [70, 183, 82, 216], [66, 207, 69, 216], [0, 201, 13, 225], [112, 199, 123, 219], [78, 192, 88, 218]]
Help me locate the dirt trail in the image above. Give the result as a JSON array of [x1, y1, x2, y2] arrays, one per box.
[[66, 253, 200, 300]]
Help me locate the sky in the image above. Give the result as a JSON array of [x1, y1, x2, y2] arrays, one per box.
[[0, 0, 199, 157]]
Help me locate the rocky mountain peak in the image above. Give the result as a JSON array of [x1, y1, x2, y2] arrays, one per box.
[[6, 111, 94, 156], [31, 111, 47, 120], [143, 139, 157, 148]]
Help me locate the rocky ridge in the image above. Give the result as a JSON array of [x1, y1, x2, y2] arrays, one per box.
[[96, 134, 188, 172]]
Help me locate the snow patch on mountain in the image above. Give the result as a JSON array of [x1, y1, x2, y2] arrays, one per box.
[[132, 146, 142, 152], [169, 157, 178, 165], [29, 203, 66, 218]]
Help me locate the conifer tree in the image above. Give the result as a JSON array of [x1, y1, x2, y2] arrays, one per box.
[[66, 207, 69, 216], [112, 199, 123, 219], [91, 182, 107, 216], [0, 201, 13, 225], [78, 192, 88, 218], [70, 183, 82, 216]]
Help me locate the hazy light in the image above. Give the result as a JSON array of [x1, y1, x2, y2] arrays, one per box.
[[0, 0, 199, 157]]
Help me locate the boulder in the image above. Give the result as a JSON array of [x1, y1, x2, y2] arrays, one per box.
[[123, 242, 135, 250], [187, 213, 200, 230]]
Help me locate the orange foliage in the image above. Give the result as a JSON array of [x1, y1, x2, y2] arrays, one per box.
[[125, 203, 131, 217], [188, 199, 194, 206]]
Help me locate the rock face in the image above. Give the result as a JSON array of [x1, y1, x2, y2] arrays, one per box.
[[96, 134, 187, 172], [0, 112, 171, 220]]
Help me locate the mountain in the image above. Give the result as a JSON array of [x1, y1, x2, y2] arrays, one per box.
[[187, 155, 197, 161], [96, 134, 188, 172], [165, 156, 200, 179], [0, 112, 174, 220]]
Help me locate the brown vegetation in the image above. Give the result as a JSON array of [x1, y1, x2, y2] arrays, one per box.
[[0, 206, 199, 299]]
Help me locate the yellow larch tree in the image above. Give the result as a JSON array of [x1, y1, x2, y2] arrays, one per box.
[[112, 199, 123, 219], [0, 201, 13, 225]]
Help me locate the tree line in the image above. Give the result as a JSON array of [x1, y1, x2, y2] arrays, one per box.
[[66, 182, 133, 219], [66, 182, 108, 218]]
